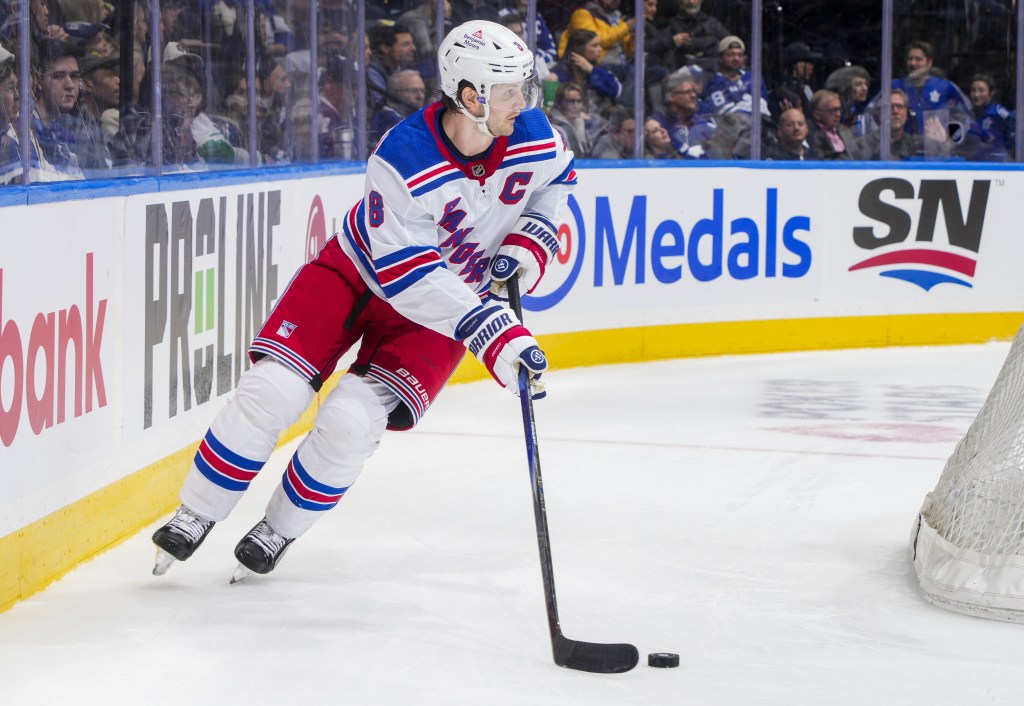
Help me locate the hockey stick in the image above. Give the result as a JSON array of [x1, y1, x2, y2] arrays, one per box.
[[507, 277, 639, 674]]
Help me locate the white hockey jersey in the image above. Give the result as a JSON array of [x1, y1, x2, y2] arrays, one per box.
[[338, 101, 577, 339]]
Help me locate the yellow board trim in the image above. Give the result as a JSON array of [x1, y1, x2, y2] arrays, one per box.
[[3, 312, 1023, 613]]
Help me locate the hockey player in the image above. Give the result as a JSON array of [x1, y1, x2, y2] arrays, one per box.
[[150, 20, 577, 581]]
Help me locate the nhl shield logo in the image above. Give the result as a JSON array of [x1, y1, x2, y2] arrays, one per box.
[[277, 321, 298, 338], [471, 164, 485, 177]]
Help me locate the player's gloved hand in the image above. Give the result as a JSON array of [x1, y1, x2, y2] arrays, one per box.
[[489, 214, 560, 299], [456, 303, 547, 399]]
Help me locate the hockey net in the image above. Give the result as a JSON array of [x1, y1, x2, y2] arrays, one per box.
[[912, 324, 1024, 622]]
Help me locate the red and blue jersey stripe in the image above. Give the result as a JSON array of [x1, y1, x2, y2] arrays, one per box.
[[375, 246, 445, 298]]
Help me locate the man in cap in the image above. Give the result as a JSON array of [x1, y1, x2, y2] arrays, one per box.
[[78, 51, 119, 121], [163, 41, 203, 71], [699, 35, 770, 117], [769, 41, 821, 120], [75, 50, 120, 159]]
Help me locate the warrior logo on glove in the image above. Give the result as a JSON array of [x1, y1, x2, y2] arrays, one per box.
[[489, 213, 561, 297], [457, 304, 547, 395]]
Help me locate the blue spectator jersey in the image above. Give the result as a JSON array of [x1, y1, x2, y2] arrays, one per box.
[[550, 63, 622, 102], [30, 108, 84, 178], [965, 101, 1013, 161], [649, 110, 715, 158], [892, 75, 971, 134], [700, 70, 771, 116]]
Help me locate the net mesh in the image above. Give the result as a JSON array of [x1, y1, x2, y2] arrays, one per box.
[[922, 325, 1024, 557]]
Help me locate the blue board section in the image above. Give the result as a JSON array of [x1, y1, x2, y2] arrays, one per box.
[[2, 158, 1024, 208], [0, 161, 367, 207]]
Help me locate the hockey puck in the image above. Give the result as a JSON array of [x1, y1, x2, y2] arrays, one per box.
[[647, 652, 680, 668]]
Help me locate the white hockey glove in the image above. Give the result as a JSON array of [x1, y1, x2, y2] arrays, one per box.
[[489, 214, 560, 299], [456, 303, 547, 399]]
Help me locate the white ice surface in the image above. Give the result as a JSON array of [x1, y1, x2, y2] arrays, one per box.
[[4, 344, 1024, 706]]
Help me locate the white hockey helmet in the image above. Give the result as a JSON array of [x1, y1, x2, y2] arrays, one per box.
[[438, 20, 540, 134]]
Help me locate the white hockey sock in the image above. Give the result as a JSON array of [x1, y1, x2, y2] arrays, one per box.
[[265, 374, 395, 538], [181, 358, 315, 521]]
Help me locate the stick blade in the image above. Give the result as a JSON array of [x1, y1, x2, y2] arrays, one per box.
[[553, 635, 640, 674]]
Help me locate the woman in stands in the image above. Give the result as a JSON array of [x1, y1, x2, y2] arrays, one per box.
[[551, 29, 621, 136], [547, 82, 592, 158], [961, 73, 1012, 162]]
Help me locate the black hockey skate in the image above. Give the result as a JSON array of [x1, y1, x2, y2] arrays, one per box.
[[151, 505, 216, 575], [230, 517, 295, 583]]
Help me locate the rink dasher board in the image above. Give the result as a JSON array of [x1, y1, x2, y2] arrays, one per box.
[[1, 161, 1022, 612]]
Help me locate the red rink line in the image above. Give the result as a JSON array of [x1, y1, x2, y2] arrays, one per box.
[[417, 430, 946, 462]]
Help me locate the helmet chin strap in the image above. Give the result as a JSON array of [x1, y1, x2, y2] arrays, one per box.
[[458, 92, 497, 137]]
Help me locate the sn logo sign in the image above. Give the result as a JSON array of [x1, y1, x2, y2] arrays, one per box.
[[849, 178, 991, 291]]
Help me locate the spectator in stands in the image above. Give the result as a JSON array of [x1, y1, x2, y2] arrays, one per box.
[[961, 73, 1012, 162], [158, 0, 189, 44], [64, 21, 113, 57], [287, 97, 314, 162], [257, 58, 291, 163], [31, 0, 70, 44], [764, 107, 817, 160], [163, 41, 204, 82], [58, 0, 108, 24], [807, 88, 866, 160], [825, 65, 872, 137], [369, 68, 426, 144], [499, 12, 550, 82], [590, 105, 636, 159], [769, 42, 820, 121], [547, 82, 592, 157], [222, 73, 251, 142], [129, 42, 145, 106], [872, 88, 951, 161], [557, 0, 635, 67], [162, 62, 240, 166], [153, 65, 197, 167], [254, 6, 285, 62], [892, 40, 971, 137], [650, 72, 713, 158], [643, 117, 679, 159], [450, 0, 501, 27], [551, 29, 622, 128], [499, 0, 558, 67], [398, 0, 451, 64], [632, 0, 673, 109], [31, 40, 85, 178], [367, 24, 416, 113], [700, 36, 770, 117], [703, 111, 751, 159], [73, 49, 118, 169], [78, 50, 117, 126], [317, 54, 356, 160], [3, 46, 65, 184], [665, 0, 729, 72]]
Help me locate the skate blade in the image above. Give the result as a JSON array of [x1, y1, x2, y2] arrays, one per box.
[[229, 564, 253, 584], [152, 548, 176, 576]]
